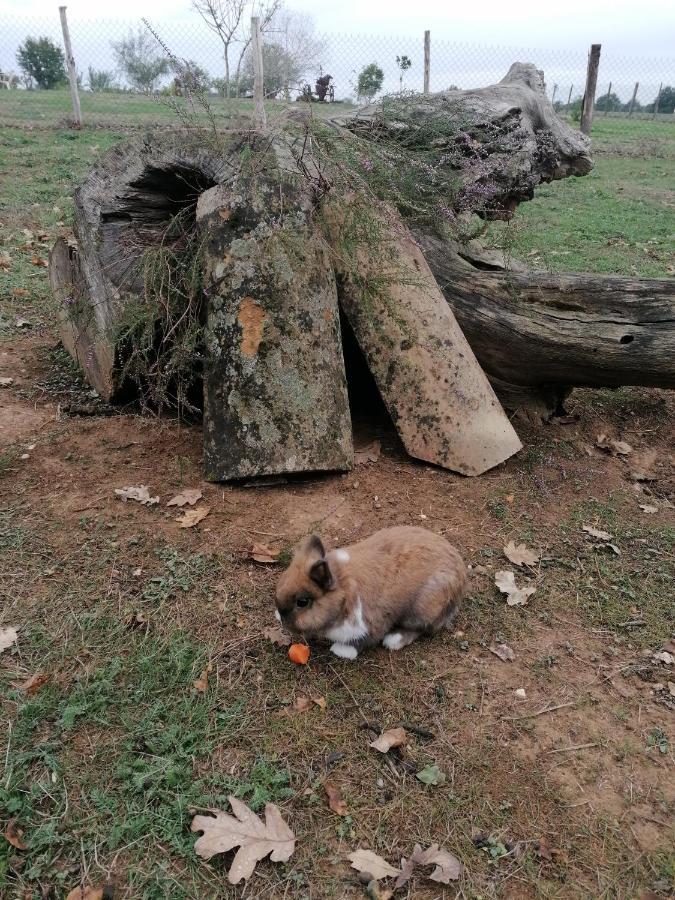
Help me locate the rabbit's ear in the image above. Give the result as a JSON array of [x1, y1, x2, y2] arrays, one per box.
[[305, 534, 326, 559], [309, 558, 334, 590]]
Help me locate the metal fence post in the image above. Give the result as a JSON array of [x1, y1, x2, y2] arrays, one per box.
[[58, 5, 82, 127], [423, 30, 430, 93], [251, 16, 266, 130], [580, 43, 601, 135]]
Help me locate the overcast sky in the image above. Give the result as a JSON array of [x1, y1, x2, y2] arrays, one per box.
[[2, 0, 674, 56]]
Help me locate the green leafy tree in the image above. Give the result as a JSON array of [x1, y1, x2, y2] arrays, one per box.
[[112, 28, 169, 92], [395, 53, 412, 92], [645, 85, 674, 114], [16, 36, 66, 89], [87, 67, 116, 92], [357, 62, 384, 103], [594, 91, 622, 112]]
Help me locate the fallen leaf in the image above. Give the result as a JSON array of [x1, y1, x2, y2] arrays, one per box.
[[0, 627, 19, 653], [17, 672, 50, 695], [639, 504, 658, 514], [293, 695, 312, 712], [114, 485, 159, 506], [263, 625, 291, 647], [177, 505, 210, 528], [582, 525, 612, 541], [596, 434, 633, 456], [0, 377, 13, 387], [11, 288, 28, 297], [324, 779, 348, 815], [249, 542, 280, 564], [503, 540, 540, 567], [15, 317, 31, 328], [494, 570, 536, 607], [348, 849, 401, 881], [355, 440, 381, 465], [313, 696, 327, 710], [191, 796, 295, 884], [489, 643, 515, 662], [410, 843, 462, 883], [369, 727, 407, 753], [193, 663, 213, 693], [0, 251, 11, 270], [514, 687, 527, 699], [652, 651, 674, 665], [5, 819, 27, 850], [31, 255, 48, 268], [65, 887, 105, 900], [394, 856, 416, 889], [416, 764, 446, 786], [167, 488, 203, 507]]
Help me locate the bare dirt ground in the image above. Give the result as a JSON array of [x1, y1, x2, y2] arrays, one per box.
[[1, 325, 674, 898]]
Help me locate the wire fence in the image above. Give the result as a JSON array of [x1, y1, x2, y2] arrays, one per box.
[[1, 12, 674, 132]]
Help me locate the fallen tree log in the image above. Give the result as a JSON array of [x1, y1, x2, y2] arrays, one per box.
[[420, 234, 675, 415]]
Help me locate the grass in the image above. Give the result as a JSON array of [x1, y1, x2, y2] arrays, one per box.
[[1, 106, 674, 899]]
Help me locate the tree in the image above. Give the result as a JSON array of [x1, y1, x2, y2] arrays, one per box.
[[594, 91, 622, 112], [231, 0, 282, 97], [356, 62, 384, 103], [87, 67, 116, 92], [396, 54, 411, 93], [112, 29, 169, 92], [16, 37, 66, 90], [645, 85, 674, 114]]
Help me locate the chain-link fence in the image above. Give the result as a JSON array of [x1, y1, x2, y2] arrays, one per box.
[[1, 12, 674, 131]]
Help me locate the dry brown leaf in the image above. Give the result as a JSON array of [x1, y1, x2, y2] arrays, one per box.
[[193, 663, 213, 693], [639, 504, 658, 514], [17, 672, 50, 695], [0, 251, 11, 270], [323, 779, 348, 815], [410, 843, 462, 884], [0, 627, 19, 653], [31, 255, 48, 268], [503, 540, 540, 567], [313, 695, 327, 710], [114, 485, 159, 506], [582, 525, 612, 541], [355, 440, 381, 465], [596, 434, 633, 456], [249, 542, 280, 564], [5, 819, 27, 850], [11, 287, 28, 297], [263, 625, 291, 647], [394, 856, 416, 889], [369, 726, 407, 753], [65, 887, 105, 900], [167, 488, 203, 507], [348, 849, 401, 881], [191, 795, 295, 884], [0, 377, 14, 388], [293, 695, 312, 713], [177, 506, 210, 528], [495, 571, 536, 607], [489, 643, 515, 662]]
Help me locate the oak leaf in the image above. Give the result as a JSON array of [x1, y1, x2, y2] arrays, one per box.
[[167, 488, 203, 507], [582, 525, 612, 541], [114, 485, 159, 506], [263, 624, 291, 647], [324, 779, 348, 815], [249, 542, 280, 564], [176, 505, 210, 528], [489, 643, 515, 662], [409, 843, 462, 883], [503, 541, 540, 567], [495, 570, 536, 606], [348, 849, 401, 880], [191, 796, 295, 884], [369, 727, 407, 753]]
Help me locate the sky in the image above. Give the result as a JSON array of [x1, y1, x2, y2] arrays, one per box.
[[1, 0, 673, 101]]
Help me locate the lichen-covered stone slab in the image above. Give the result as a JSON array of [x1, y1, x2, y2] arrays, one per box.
[[326, 198, 522, 476], [197, 180, 353, 481]]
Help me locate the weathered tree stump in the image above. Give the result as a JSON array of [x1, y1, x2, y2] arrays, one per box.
[[197, 181, 353, 480]]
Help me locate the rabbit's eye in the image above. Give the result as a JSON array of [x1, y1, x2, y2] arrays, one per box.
[[295, 595, 312, 609]]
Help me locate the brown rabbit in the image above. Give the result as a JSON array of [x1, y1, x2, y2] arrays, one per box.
[[275, 526, 468, 659]]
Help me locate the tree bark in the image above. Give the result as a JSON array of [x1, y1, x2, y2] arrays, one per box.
[[197, 182, 353, 481], [420, 234, 675, 412]]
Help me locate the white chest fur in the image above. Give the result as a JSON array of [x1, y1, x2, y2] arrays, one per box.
[[325, 598, 368, 644]]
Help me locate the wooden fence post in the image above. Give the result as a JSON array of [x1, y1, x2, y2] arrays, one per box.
[[580, 43, 601, 135], [58, 6, 82, 127], [551, 83, 558, 105], [251, 16, 266, 130], [628, 81, 639, 116], [423, 30, 430, 93], [653, 82, 662, 119], [566, 84, 574, 112], [603, 80, 612, 115]]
